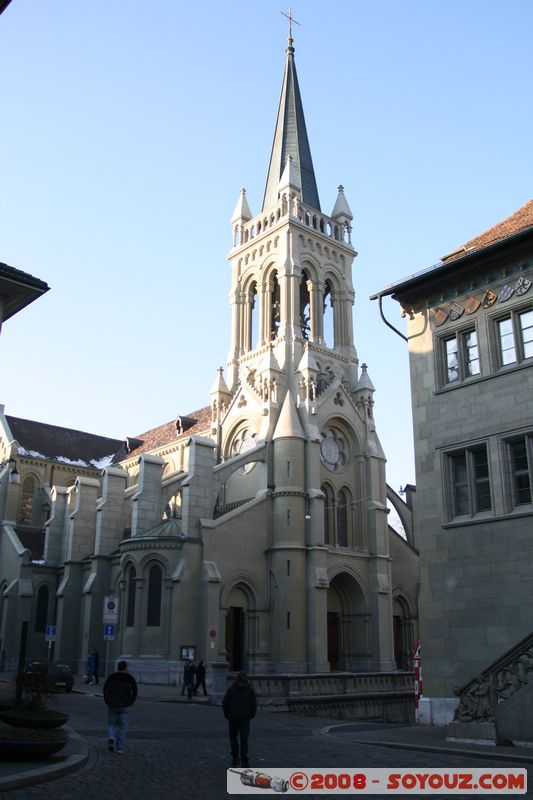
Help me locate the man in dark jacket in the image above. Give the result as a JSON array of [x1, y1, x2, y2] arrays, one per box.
[[103, 660, 137, 754], [222, 671, 257, 767]]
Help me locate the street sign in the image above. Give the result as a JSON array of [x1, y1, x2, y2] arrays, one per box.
[[103, 596, 119, 624], [45, 625, 56, 642], [103, 623, 115, 641]]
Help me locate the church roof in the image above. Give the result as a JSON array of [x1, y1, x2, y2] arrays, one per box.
[[130, 517, 184, 541], [6, 415, 123, 470], [114, 405, 212, 463], [441, 199, 533, 262], [262, 35, 320, 213]]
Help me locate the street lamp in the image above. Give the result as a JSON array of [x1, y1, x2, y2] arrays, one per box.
[[0, 457, 20, 485]]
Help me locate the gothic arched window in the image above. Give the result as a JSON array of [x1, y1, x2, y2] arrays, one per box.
[[19, 476, 37, 524], [270, 273, 280, 340], [337, 489, 349, 547], [146, 564, 162, 627], [300, 270, 311, 339], [126, 566, 136, 628], [322, 484, 333, 545], [323, 279, 335, 349], [34, 585, 49, 633], [248, 281, 258, 351]]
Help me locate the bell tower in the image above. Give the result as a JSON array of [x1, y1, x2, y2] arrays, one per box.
[[226, 30, 358, 412], [216, 23, 395, 674]]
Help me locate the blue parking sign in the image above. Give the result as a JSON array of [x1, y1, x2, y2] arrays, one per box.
[[45, 625, 56, 641]]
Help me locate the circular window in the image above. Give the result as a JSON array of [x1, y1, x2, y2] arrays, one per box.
[[232, 430, 258, 473], [320, 428, 348, 472]]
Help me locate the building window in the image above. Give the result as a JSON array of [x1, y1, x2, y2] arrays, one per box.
[[126, 566, 136, 628], [34, 585, 49, 633], [508, 437, 533, 506], [146, 565, 162, 627], [323, 484, 332, 544], [19, 476, 37, 525], [337, 489, 348, 547], [443, 328, 480, 384], [449, 445, 492, 517], [321, 484, 352, 547], [496, 308, 533, 366]]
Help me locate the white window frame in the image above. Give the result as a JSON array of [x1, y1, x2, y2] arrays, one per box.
[[445, 444, 492, 519], [440, 325, 481, 386], [494, 305, 533, 368], [505, 434, 533, 509]]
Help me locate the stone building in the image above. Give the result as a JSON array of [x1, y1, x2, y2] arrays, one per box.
[[0, 32, 418, 686], [0, 261, 49, 333], [372, 199, 533, 735]]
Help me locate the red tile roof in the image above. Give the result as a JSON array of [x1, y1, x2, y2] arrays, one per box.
[[114, 406, 212, 462], [442, 199, 533, 262]]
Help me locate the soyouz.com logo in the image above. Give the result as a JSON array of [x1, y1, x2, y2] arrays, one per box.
[[227, 767, 527, 794]]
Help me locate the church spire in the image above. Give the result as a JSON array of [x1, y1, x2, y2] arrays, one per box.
[[262, 21, 320, 213]]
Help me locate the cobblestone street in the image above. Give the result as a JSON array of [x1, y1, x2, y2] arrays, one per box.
[[0, 690, 531, 800]]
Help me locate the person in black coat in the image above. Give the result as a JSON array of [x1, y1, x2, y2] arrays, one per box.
[[222, 671, 257, 767], [103, 660, 137, 754], [194, 660, 207, 696], [181, 660, 195, 699], [92, 649, 100, 685]]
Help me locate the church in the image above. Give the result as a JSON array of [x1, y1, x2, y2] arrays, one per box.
[[0, 29, 418, 686]]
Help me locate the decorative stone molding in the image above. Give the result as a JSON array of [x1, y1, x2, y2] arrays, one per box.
[[454, 632, 533, 723]]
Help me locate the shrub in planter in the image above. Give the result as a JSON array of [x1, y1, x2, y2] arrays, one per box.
[[0, 706, 69, 729], [0, 725, 68, 760]]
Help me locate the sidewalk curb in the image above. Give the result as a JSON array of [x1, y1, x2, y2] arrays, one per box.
[[350, 738, 533, 765], [0, 728, 89, 791]]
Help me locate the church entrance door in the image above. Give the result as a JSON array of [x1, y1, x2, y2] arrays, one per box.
[[327, 612, 340, 670], [226, 606, 245, 671]]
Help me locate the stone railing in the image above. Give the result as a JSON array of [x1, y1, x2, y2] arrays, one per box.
[[250, 671, 413, 700], [246, 671, 414, 723], [232, 196, 352, 251], [453, 631, 533, 723]]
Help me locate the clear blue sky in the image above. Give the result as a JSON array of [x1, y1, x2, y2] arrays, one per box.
[[1, 0, 532, 495]]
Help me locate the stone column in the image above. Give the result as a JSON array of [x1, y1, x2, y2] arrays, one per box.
[[130, 454, 164, 536], [94, 467, 128, 554], [65, 477, 100, 562], [43, 486, 69, 565]]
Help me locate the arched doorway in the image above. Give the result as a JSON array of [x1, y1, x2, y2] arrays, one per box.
[[226, 607, 245, 672], [393, 594, 414, 670], [224, 584, 254, 672], [327, 572, 369, 671]]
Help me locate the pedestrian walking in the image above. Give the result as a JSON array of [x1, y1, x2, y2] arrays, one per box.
[[222, 671, 257, 767], [103, 659, 138, 754], [194, 660, 207, 696], [92, 649, 100, 685], [85, 652, 95, 684], [181, 660, 195, 699]]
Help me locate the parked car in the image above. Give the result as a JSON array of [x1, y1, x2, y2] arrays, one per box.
[[23, 661, 74, 693]]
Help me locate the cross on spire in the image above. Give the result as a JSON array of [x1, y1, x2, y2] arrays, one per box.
[[281, 7, 300, 39]]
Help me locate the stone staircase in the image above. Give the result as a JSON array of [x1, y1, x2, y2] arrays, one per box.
[[449, 631, 533, 746]]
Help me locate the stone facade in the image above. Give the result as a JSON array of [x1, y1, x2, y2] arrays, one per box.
[[374, 199, 533, 726], [0, 32, 419, 686]]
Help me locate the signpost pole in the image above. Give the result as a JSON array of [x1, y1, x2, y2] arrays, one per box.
[[102, 597, 119, 681]]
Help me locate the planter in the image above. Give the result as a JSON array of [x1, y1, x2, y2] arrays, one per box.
[[0, 727, 68, 761], [0, 709, 69, 729]]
